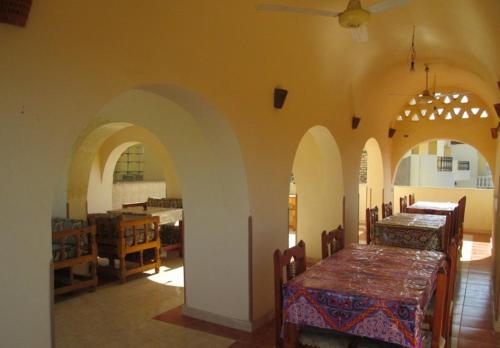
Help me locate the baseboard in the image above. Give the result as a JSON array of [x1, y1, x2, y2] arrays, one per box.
[[464, 228, 491, 235], [182, 305, 253, 332], [250, 310, 274, 331]]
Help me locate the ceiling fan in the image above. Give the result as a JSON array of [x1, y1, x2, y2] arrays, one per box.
[[256, 0, 413, 42], [391, 64, 469, 105]]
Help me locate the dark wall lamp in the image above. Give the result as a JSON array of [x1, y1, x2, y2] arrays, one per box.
[[388, 128, 397, 138], [352, 116, 361, 129], [274, 88, 288, 109], [491, 121, 500, 139]]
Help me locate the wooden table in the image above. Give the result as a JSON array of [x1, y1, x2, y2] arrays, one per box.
[[283, 244, 446, 347], [374, 213, 447, 251], [407, 201, 459, 247]]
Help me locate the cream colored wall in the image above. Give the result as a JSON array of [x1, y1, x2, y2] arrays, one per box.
[[365, 138, 385, 211], [359, 183, 367, 223], [293, 126, 344, 260], [112, 181, 166, 209], [1, 1, 500, 346], [394, 186, 494, 233]]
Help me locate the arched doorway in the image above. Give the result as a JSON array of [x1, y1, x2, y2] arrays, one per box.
[[52, 86, 252, 344], [290, 126, 344, 260], [393, 139, 494, 244], [358, 138, 384, 243]]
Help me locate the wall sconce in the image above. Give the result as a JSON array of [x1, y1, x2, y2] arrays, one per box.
[[388, 128, 396, 138], [274, 88, 288, 109], [352, 116, 361, 129], [494, 103, 500, 118], [491, 121, 500, 139]]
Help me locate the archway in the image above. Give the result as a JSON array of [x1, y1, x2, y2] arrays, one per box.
[[84, 125, 181, 214], [291, 126, 344, 260], [358, 138, 384, 243], [393, 139, 494, 243], [53, 86, 252, 335]]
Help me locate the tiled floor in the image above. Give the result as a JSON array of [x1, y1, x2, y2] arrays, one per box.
[[452, 233, 500, 347], [54, 234, 499, 347]]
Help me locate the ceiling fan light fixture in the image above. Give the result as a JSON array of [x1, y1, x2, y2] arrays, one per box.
[[338, 8, 370, 28]]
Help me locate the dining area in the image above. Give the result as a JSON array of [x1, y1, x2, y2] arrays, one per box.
[[274, 195, 467, 348]]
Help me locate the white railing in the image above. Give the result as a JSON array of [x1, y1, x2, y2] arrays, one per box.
[[476, 175, 493, 189]]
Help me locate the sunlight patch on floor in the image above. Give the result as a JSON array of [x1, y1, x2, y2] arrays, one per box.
[[461, 234, 490, 262], [145, 265, 184, 287]]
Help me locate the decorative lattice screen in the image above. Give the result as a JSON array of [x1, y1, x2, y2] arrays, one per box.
[[0, 0, 32, 27]]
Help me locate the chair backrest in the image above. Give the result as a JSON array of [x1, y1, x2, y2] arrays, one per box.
[[457, 196, 466, 242], [365, 206, 378, 245], [409, 193, 415, 206], [87, 213, 122, 242], [274, 240, 306, 347], [399, 195, 408, 213], [443, 236, 459, 345], [382, 201, 393, 219], [321, 225, 344, 259]]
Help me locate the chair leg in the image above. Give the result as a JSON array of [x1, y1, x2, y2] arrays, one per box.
[[283, 322, 299, 348]]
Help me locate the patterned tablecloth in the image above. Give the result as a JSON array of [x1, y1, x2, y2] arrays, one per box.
[[374, 213, 446, 251], [108, 207, 183, 225], [283, 244, 445, 348]]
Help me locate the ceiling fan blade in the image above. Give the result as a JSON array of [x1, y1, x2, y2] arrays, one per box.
[[256, 3, 340, 17], [366, 0, 413, 14], [350, 25, 368, 43]]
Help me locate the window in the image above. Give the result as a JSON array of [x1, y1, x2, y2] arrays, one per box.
[[458, 161, 470, 171], [113, 145, 144, 182], [359, 150, 367, 184], [437, 156, 453, 172]]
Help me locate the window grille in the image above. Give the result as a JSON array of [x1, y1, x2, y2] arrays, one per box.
[[113, 145, 144, 182], [437, 156, 453, 172], [458, 161, 470, 171]]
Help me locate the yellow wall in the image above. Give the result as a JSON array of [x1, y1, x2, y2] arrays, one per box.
[[394, 186, 494, 233], [0, 1, 500, 346], [293, 126, 344, 260]]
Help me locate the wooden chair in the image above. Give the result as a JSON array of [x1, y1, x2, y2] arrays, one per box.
[[365, 206, 379, 245], [382, 201, 393, 219], [274, 241, 354, 347], [409, 193, 415, 206], [400, 196, 408, 213], [274, 241, 307, 348], [443, 237, 459, 348], [457, 196, 466, 246], [321, 225, 345, 259]]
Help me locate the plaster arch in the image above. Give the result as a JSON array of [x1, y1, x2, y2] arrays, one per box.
[[63, 85, 252, 327], [392, 135, 496, 183], [84, 125, 182, 213], [292, 125, 344, 259], [392, 138, 494, 185]]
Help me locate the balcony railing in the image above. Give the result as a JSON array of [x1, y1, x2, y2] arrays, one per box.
[[477, 175, 493, 189]]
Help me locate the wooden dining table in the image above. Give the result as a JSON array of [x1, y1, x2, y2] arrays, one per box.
[[374, 213, 447, 251], [283, 244, 446, 347], [406, 201, 459, 246]]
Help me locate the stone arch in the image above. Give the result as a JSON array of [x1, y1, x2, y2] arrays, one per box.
[[61, 85, 252, 326], [291, 125, 344, 259]]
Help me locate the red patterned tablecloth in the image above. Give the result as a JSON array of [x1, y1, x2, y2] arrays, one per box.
[[283, 244, 445, 348]]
